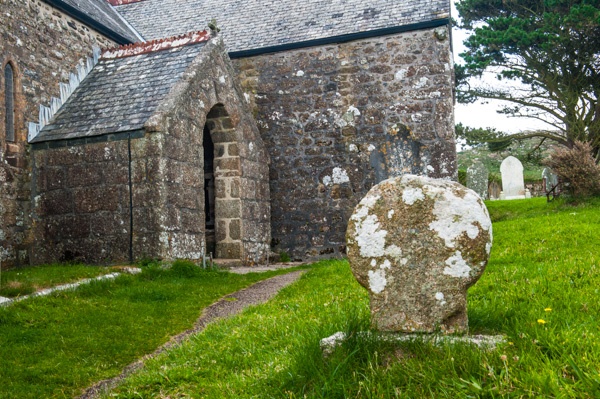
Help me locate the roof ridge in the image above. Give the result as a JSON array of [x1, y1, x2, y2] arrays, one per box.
[[101, 30, 212, 59]]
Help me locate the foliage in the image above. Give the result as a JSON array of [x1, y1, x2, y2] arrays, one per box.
[[544, 140, 600, 197], [279, 251, 291, 263], [0, 266, 302, 398], [107, 198, 600, 398], [456, 122, 512, 151], [170, 259, 202, 278], [455, 0, 600, 157], [457, 136, 551, 182]]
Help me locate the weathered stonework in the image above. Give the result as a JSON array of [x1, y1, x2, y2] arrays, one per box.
[[234, 26, 456, 260], [0, 0, 117, 268], [31, 37, 271, 265], [347, 175, 492, 333]]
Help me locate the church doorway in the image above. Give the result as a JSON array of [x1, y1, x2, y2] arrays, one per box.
[[203, 104, 242, 259], [203, 125, 216, 256]]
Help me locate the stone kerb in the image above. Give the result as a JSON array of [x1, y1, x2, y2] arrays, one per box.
[[346, 175, 493, 334]]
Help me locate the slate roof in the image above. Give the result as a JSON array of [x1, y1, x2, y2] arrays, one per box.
[[114, 0, 450, 53], [33, 40, 207, 142], [44, 0, 140, 43]]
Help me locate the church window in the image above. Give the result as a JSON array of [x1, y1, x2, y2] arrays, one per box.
[[4, 63, 15, 142]]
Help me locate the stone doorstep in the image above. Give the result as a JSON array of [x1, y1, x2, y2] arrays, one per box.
[[0, 267, 142, 308], [320, 331, 506, 356]]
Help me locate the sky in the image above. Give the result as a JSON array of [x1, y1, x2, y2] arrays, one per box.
[[451, 1, 549, 134]]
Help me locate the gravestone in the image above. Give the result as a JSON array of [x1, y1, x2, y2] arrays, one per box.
[[500, 156, 527, 199], [542, 168, 559, 191], [466, 160, 489, 199], [346, 175, 493, 333]]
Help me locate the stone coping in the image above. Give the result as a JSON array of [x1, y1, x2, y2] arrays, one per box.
[[0, 267, 141, 307], [320, 331, 506, 356]]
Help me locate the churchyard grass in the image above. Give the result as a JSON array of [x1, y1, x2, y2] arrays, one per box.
[[0, 263, 114, 298], [107, 197, 600, 398], [0, 263, 304, 399]]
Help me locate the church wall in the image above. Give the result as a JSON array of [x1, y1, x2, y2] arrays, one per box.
[[0, 0, 116, 268], [233, 26, 456, 260], [31, 139, 131, 264]]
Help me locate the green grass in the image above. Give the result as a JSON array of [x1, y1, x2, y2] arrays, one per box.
[[106, 197, 600, 398], [0, 263, 114, 298], [0, 263, 304, 398]]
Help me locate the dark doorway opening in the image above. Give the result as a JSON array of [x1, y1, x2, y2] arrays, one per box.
[[203, 125, 216, 256]]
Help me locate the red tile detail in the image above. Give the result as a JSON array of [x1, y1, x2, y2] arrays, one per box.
[[107, 0, 145, 5], [101, 30, 212, 59]]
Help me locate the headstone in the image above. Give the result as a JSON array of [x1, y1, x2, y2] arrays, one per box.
[[542, 168, 559, 192], [346, 175, 492, 334], [466, 160, 489, 199], [500, 156, 526, 199]]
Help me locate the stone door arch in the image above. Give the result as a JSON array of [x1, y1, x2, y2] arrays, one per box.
[[204, 104, 242, 259]]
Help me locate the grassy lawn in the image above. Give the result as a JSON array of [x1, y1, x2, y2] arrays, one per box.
[[105, 197, 600, 398], [0, 262, 303, 398], [0, 263, 116, 298]]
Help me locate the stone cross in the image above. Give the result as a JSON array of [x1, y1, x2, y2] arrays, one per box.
[[346, 175, 493, 334], [466, 160, 489, 199], [500, 156, 527, 199]]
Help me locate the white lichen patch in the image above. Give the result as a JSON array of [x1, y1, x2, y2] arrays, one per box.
[[381, 259, 391, 269], [435, 292, 447, 306], [351, 194, 387, 258], [395, 69, 407, 80], [323, 167, 350, 186], [402, 187, 424, 205], [347, 105, 361, 117], [296, 70, 305, 77], [384, 244, 402, 260], [368, 269, 387, 294], [349, 144, 358, 152], [354, 214, 387, 258], [367, 144, 376, 152], [388, 209, 394, 219], [443, 251, 471, 278], [371, 259, 377, 267], [428, 187, 492, 248], [332, 167, 349, 184]]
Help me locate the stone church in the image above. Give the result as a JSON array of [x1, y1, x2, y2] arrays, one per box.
[[0, 0, 456, 267]]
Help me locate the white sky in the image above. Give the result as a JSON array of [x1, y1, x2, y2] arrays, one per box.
[[451, 1, 549, 134]]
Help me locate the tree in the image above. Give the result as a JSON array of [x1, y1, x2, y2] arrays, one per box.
[[455, 0, 600, 158]]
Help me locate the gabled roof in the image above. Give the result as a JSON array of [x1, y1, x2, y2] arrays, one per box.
[[32, 32, 211, 143], [114, 0, 450, 54], [43, 0, 140, 43]]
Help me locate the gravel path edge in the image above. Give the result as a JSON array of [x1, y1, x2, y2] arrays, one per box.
[[78, 269, 306, 399]]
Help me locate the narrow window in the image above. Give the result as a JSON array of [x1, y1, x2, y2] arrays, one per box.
[[4, 63, 15, 142]]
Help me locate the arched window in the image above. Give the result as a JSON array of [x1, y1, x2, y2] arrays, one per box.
[[4, 63, 15, 142]]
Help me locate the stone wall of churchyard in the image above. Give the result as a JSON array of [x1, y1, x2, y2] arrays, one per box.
[[0, 0, 116, 267], [234, 26, 456, 260]]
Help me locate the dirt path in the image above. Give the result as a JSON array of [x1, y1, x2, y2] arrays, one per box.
[[78, 269, 305, 399]]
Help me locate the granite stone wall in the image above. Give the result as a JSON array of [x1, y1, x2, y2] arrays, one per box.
[[31, 38, 271, 265], [234, 26, 456, 260], [144, 38, 271, 263], [0, 0, 116, 267], [31, 139, 131, 264]]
